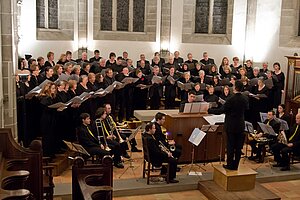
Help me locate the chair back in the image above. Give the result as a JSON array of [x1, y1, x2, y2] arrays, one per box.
[[142, 135, 151, 163]]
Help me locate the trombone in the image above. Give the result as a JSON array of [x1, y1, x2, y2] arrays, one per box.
[[95, 118, 111, 151], [107, 115, 126, 143]]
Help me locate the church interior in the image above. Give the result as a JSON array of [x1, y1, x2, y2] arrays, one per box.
[[1, 0, 300, 199]]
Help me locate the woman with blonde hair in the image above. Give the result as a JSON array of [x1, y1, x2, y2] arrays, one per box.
[[219, 56, 230, 78], [39, 82, 58, 158]]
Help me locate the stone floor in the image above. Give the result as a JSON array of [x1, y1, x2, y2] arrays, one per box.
[[53, 134, 300, 199]]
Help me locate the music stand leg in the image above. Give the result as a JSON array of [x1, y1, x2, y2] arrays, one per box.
[[188, 145, 206, 176], [118, 141, 139, 180]]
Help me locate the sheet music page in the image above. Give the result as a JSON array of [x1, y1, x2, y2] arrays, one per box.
[[188, 128, 206, 146], [203, 114, 225, 125]]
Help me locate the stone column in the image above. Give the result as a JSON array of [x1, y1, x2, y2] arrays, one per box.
[[160, 0, 172, 58], [0, 0, 18, 138]]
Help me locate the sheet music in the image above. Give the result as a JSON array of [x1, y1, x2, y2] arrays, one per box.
[[260, 112, 268, 123], [244, 121, 254, 133], [188, 128, 206, 146], [183, 103, 192, 113], [72, 143, 91, 156], [151, 75, 162, 84], [203, 114, 225, 125], [136, 84, 151, 89], [195, 94, 204, 102], [257, 122, 277, 136], [218, 97, 226, 105], [277, 118, 289, 131], [121, 77, 139, 84], [201, 125, 219, 132]]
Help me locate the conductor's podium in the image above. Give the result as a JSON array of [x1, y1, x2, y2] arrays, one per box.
[[213, 165, 257, 191]]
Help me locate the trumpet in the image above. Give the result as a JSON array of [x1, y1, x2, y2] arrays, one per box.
[[169, 144, 176, 152], [95, 119, 111, 151], [107, 115, 126, 143], [159, 141, 173, 158]]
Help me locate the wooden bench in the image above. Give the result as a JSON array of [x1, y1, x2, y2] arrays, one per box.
[[0, 128, 44, 199], [72, 155, 113, 200]]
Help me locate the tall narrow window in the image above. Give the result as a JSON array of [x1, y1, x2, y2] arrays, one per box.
[[100, 0, 145, 32], [117, 0, 129, 31], [195, 0, 209, 33], [100, 0, 112, 31], [133, 0, 145, 32], [36, 0, 58, 29], [212, 0, 227, 34], [195, 0, 228, 34]]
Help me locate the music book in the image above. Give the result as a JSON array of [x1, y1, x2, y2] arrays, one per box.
[[195, 94, 204, 102], [121, 77, 139, 84], [25, 79, 52, 99], [112, 81, 125, 89], [183, 103, 193, 113], [167, 75, 176, 84], [203, 114, 225, 125], [136, 84, 151, 89], [151, 75, 162, 84], [257, 122, 277, 136], [63, 140, 90, 156], [177, 81, 194, 90], [249, 93, 268, 98], [48, 102, 70, 111], [260, 112, 268, 123], [201, 125, 219, 132], [188, 128, 206, 146], [244, 121, 254, 133], [218, 97, 226, 105]]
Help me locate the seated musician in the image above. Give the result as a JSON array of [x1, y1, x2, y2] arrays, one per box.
[[94, 108, 124, 168], [143, 122, 179, 183], [154, 112, 182, 161], [99, 106, 131, 159], [179, 90, 196, 112], [248, 110, 280, 163], [77, 113, 110, 159], [104, 104, 142, 152], [271, 113, 300, 171]]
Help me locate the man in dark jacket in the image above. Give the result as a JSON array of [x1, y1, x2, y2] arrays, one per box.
[[271, 113, 300, 171], [219, 80, 249, 170], [142, 122, 178, 183]]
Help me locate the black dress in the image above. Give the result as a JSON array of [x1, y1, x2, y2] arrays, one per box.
[[273, 71, 285, 108], [40, 95, 58, 158]]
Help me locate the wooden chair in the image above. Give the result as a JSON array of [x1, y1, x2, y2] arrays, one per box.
[[142, 136, 170, 184]]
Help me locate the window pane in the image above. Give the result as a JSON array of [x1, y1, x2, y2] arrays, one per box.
[[36, 0, 45, 28], [133, 0, 145, 32], [117, 0, 129, 31], [212, 0, 227, 34], [100, 0, 112, 31], [195, 0, 209, 33], [48, 0, 58, 29]]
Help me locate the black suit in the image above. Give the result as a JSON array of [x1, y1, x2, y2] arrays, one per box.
[[77, 124, 110, 158], [223, 92, 249, 169], [143, 133, 177, 180], [271, 123, 300, 167], [154, 122, 182, 159]]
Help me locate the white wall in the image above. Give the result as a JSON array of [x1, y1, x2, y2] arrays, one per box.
[[18, 0, 298, 73]]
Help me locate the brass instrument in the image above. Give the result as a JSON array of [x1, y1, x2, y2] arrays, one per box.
[[278, 130, 288, 145], [107, 115, 126, 143], [159, 141, 173, 158], [95, 119, 111, 151], [169, 144, 176, 152]]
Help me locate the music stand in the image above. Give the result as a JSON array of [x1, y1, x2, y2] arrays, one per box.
[[118, 124, 145, 179], [63, 140, 91, 161], [243, 121, 254, 159], [187, 128, 206, 176], [201, 125, 221, 164]]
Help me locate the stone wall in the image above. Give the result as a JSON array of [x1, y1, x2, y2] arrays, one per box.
[[0, 0, 18, 138], [279, 0, 300, 47]]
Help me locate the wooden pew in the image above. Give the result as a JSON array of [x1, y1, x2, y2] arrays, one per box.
[[0, 128, 43, 199], [72, 156, 113, 200]]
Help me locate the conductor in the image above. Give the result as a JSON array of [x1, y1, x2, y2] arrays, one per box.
[[210, 80, 249, 170]]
